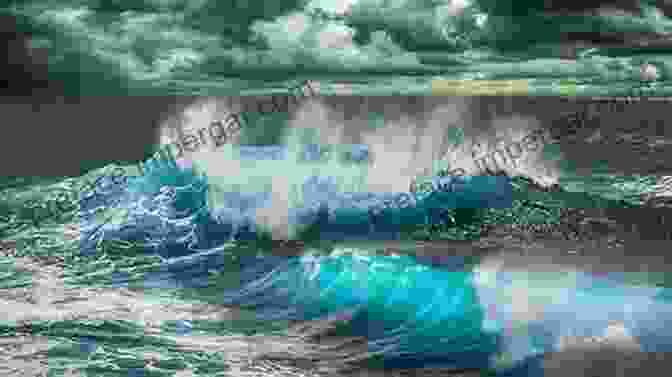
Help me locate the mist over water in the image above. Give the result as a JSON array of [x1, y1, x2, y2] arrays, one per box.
[[155, 96, 558, 240]]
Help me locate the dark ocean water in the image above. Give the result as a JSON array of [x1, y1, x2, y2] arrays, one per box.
[[3, 0, 672, 96]]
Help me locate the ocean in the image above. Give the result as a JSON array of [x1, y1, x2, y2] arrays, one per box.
[[2, 1, 672, 375], [2, 95, 672, 376]]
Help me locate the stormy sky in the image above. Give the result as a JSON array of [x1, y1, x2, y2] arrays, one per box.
[[2, 0, 672, 97]]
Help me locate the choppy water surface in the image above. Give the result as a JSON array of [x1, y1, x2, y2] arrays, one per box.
[[4, 0, 672, 95], [2, 125, 672, 376]]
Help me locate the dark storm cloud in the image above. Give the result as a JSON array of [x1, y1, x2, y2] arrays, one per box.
[[3, 0, 672, 92], [476, 0, 672, 17], [0, 13, 54, 97]]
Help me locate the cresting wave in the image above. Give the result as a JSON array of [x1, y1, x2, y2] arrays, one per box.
[[230, 246, 671, 368]]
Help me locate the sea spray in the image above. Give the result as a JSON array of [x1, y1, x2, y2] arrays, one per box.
[[156, 97, 547, 240], [472, 252, 672, 369]]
